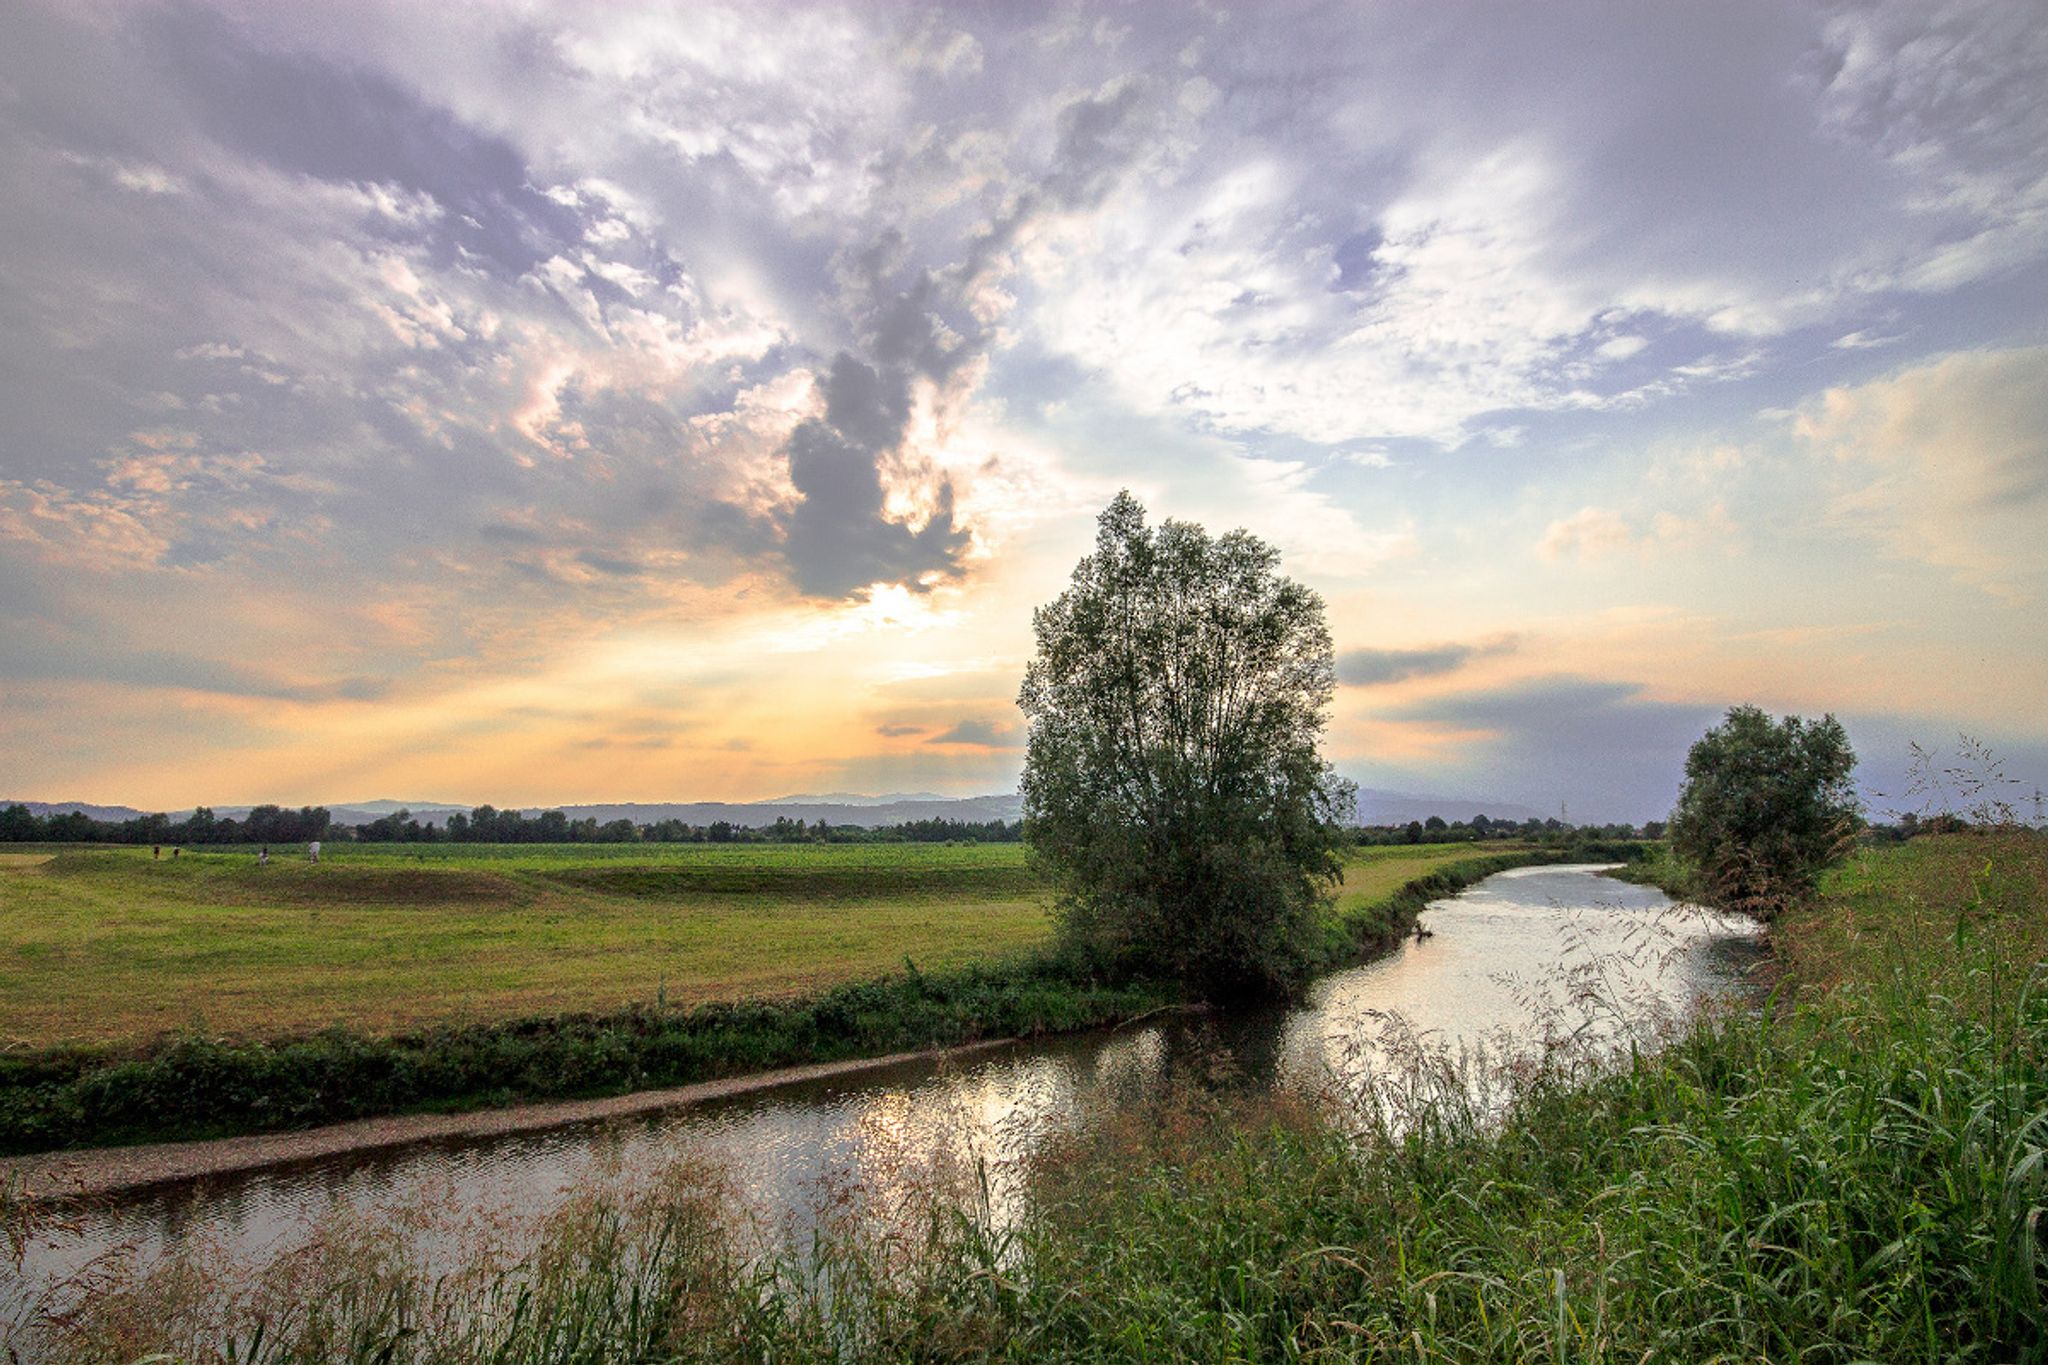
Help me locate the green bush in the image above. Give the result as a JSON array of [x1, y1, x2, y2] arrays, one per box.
[[1669, 705, 1859, 917]]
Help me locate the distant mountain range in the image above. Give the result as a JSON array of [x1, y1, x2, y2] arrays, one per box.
[[758, 791, 952, 807], [486, 795, 1027, 829], [8, 787, 1546, 830]]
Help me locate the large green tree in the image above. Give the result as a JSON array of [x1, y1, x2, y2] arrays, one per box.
[[1668, 705, 1860, 917], [1018, 492, 1354, 998]]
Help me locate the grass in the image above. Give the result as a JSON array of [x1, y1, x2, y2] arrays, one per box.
[[0, 957, 1182, 1155], [12, 833, 2039, 1362], [0, 842, 1050, 1049], [989, 843, 2048, 1360], [1007, 831, 2048, 1361], [0, 840, 1509, 1050]]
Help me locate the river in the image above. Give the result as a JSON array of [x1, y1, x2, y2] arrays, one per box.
[[2, 864, 1759, 1343]]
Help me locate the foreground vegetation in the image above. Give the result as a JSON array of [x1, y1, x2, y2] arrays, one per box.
[[14, 832, 2036, 1361], [0, 842, 1541, 1153], [986, 831, 2048, 1360]]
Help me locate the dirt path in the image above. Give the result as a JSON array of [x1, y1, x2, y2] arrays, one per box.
[[1, 1039, 1021, 1203]]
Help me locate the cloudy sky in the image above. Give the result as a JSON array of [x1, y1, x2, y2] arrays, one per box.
[[3, 0, 2044, 822]]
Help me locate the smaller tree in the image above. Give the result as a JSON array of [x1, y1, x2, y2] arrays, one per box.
[[1668, 705, 1859, 917]]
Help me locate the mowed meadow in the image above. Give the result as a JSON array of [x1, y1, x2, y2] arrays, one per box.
[[0, 841, 1507, 1049]]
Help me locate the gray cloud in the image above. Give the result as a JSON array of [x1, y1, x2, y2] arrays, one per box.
[[575, 550, 644, 579], [142, 4, 585, 279], [1387, 677, 1722, 823], [1338, 637, 1516, 686], [927, 718, 1016, 747], [0, 630, 389, 705], [1384, 682, 2048, 826], [780, 350, 971, 597], [770, 69, 1189, 600]]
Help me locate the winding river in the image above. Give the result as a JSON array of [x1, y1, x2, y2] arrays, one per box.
[[3, 864, 1760, 1339]]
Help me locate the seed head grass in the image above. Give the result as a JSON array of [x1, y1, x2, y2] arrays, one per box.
[[14, 836, 2036, 1361]]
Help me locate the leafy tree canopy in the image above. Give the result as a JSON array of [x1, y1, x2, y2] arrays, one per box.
[[1019, 491, 1354, 998], [1668, 705, 1860, 917]]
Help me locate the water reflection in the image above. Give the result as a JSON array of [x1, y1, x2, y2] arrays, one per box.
[[3, 864, 1757, 1339]]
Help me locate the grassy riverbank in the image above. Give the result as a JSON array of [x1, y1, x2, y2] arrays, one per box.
[[990, 830, 2048, 1360], [16, 833, 2037, 1362], [0, 843, 1547, 1155]]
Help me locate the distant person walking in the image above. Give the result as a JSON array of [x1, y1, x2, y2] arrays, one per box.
[[153, 845, 160, 860], [308, 840, 321, 864], [259, 845, 269, 865]]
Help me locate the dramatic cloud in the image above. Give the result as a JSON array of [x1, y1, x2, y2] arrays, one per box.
[[780, 348, 970, 598], [1, 0, 2043, 809]]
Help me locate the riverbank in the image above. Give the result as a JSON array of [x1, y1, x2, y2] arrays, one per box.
[[2, 1039, 1037, 1203], [18, 832, 2032, 1363], [0, 954, 1178, 1158], [0, 845, 1570, 1156], [990, 830, 2048, 1360]]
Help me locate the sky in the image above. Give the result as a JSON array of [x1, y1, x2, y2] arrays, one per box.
[[2, 0, 2045, 824]]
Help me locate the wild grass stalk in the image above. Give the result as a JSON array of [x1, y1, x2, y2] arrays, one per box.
[[12, 835, 2035, 1362]]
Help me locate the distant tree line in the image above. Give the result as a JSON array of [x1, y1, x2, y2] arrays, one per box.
[[0, 799, 1687, 850], [0, 804, 332, 846], [1348, 814, 1660, 846], [360, 807, 1024, 844], [0, 803, 1023, 846], [26, 800, 1991, 853]]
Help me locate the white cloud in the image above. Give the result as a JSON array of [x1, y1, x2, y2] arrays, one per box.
[[1537, 507, 1634, 563], [1024, 142, 1594, 445], [1798, 346, 2048, 599], [1537, 503, 1735, 565]]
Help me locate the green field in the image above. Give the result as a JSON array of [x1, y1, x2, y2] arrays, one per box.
[[0, 840, 1508, 1049]]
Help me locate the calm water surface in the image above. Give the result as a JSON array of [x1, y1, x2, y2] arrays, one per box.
[[3, 864, 1759, 1337]]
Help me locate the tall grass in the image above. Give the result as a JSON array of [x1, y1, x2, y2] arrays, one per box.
[[13, 836, 2035, 1362], [987, 833, 2047, 1361]]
